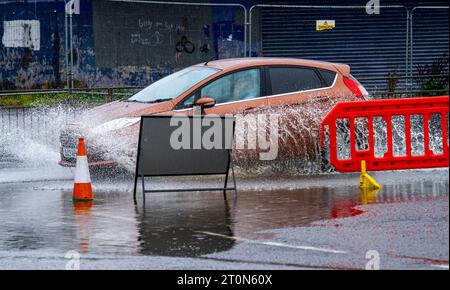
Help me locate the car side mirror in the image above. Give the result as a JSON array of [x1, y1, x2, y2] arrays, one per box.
[[194, 97, 216, 108]]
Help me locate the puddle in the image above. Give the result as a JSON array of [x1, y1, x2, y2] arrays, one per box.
[[0, 172, 447, 258]]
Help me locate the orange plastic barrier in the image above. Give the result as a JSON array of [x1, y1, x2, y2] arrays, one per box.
[[321, 96, 449, 172]]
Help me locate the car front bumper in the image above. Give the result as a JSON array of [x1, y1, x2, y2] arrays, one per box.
[[59, 130, 118, 168], [58, 158, 118, 168]]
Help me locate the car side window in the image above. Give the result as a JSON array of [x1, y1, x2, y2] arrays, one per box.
[[318, 69, 337, 87], [200, 69, 260, 104], [177, 92, 197, 109], [268, 67, 323, 95]]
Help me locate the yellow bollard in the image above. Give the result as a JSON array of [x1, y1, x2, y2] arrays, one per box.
[[359, 187, 381, 205], [358, 160, 382, 191]]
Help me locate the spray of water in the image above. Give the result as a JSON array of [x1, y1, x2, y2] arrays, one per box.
[[85, 126, 139, 173], [0, 105, 83, 167], [233, 96, 347, 175], [1, 99, 447, 177], [77, 95, 349, 175]]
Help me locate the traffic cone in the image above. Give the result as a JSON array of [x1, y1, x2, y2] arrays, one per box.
[[73, 137, 93, 202]]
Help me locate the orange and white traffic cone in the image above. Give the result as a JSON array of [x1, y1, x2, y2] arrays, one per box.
[[73, 137, 93, 202]]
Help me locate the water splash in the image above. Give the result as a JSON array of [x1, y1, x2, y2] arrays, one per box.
[[232, 95, 359, 175], [1, 99, 447, 176], [86, 127, 139, 172], [0, 105, 84, 167]]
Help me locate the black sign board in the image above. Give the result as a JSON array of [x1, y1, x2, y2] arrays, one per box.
[[133, 115, 237, 200]]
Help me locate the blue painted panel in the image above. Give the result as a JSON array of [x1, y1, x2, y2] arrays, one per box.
[[0, 0, 94, 89]]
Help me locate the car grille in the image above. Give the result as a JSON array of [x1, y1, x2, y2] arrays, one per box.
[[59, 130, 105, 162]]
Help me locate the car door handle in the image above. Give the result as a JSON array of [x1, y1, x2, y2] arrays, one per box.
[[244, 106, 255, 111]]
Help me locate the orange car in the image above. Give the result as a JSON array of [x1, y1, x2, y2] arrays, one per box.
[[59, 57, 368, 168]]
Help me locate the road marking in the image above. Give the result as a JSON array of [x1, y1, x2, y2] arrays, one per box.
[[430, 264, 449, 269], [198, 231, 347, 254], [92, 212, 136, 222]]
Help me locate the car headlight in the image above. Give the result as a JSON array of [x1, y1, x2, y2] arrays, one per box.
[[91, 117, 140, 134]]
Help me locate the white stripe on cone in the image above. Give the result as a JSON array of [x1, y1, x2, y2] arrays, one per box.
[[74, 156, 91, 183]]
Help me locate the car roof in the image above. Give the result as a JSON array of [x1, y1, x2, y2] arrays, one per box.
[[194, 57, 342, 71]]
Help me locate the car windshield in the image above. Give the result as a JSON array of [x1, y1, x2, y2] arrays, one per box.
[[127, 66, 220, 103]]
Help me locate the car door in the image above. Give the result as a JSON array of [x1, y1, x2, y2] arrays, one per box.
[[265, 66, 336, 107], [263, 66, 338, 158], [174, 67, 268, 115]]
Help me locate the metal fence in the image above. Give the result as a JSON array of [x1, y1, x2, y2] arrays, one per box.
[[0, 105, 81, 159], [66, 0, 248, 89], [248, 4, 449, 97], [408, 6, 449, 93], [0, 1, 448, 97], [0, 106, 80, 138]]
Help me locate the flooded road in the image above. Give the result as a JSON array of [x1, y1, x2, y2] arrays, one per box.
[[0, 163, 448, 269]]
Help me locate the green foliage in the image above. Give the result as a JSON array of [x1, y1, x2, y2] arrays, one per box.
[[0, 91, 125, 108], [415, 54, 449, 97], [386, 65, 400, 98]]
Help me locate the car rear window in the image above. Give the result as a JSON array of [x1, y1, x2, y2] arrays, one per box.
[[318, 69, 337, 87], [268, 66, 323, 95]]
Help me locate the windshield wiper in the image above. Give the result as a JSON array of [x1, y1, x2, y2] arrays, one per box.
[[121, 98, 172, 103], [144, 98, 172, 104], [122, 99, 141, 103]]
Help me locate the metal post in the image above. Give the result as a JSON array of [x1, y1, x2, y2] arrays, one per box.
[[248, 5, 255, 57], [243, 8, 247, 58], [405, 9, 410, 95], [69, 12, 74, 91], [64, 1, 69, 90], [410, 8, 414, 90]]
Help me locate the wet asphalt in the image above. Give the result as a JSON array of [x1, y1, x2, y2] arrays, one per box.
[[0, 162, 448, 270]]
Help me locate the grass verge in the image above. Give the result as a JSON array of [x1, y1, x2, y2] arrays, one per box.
[[0, 91, 126, 108]]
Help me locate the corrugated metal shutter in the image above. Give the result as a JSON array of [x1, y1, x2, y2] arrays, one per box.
[[411, 8, 449, 78], [260, 6, 409, 94]]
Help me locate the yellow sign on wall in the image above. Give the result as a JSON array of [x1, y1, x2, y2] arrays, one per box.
[[316, 20, 335, 31]]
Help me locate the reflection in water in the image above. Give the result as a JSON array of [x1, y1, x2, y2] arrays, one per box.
[[73, 201, 93, 254], [135, 198, 234, 257], [229, 187, 335, 239], [329, 188, 380, 220], [331, 195, 366, 219], [0, 173, 447, 258], [359, 187, 380, 205]]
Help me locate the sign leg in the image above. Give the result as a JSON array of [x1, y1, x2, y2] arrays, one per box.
[[223, 170, 229, 201], [133, 172, 138, 202], [230, 157, 237, 197]]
